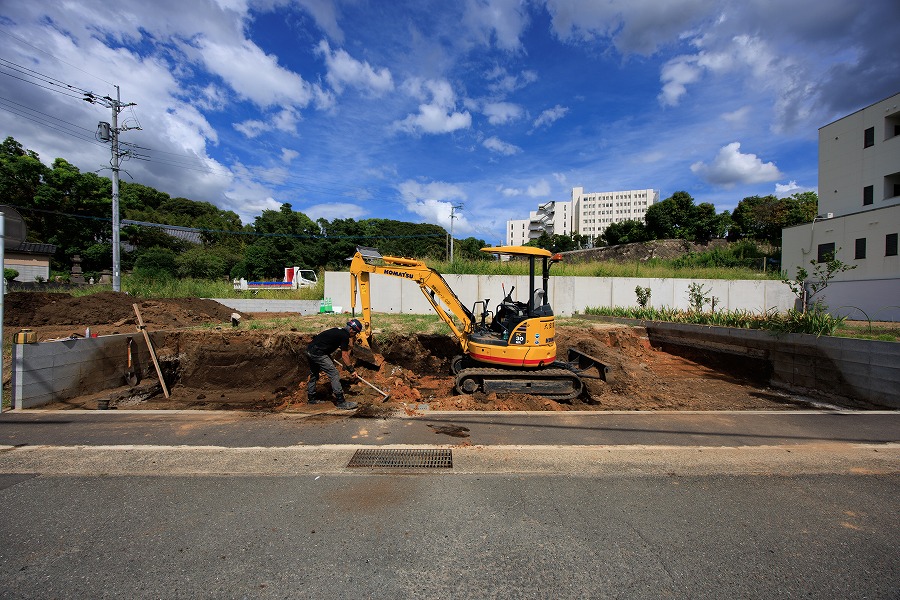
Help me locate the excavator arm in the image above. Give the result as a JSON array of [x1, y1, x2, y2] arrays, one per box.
[[349, 246, 477, 353]]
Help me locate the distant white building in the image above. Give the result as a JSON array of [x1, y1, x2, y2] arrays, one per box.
[[506, 187, 658, 246], [782, 91, 900, 320]]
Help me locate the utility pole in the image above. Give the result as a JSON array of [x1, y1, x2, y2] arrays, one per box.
[[449, 203, 463, 261], [88, 86, 138, 292]]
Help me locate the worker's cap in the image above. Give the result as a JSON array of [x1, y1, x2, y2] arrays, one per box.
[[346, 318, 363, 333]]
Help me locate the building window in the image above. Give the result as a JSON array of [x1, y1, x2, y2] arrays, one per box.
[[887, 233, 899, 257], [863, 185, 874, 205], [886, 111, 900, 139], [864, 126, 875, 148], [855, 238, 866, 259], [817, 242, 836, 263]]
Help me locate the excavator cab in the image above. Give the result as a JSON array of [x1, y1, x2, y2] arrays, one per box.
[[463, 246, 561, 369]]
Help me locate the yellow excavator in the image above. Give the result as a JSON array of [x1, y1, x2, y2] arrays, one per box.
[[349, 245, 608, 400]]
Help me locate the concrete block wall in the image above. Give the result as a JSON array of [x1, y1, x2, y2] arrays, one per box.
[[324, 272, 796, 317], [634, 321, 900, 409], [12, 333, 153, 409], [209, 299, 321, 315]]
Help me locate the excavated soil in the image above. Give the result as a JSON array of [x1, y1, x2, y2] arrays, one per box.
[[3, 292, 848, 413]]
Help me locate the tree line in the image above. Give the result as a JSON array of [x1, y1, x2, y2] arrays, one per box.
[[2, 135, 816, 281], [530, 190, 817, 253]]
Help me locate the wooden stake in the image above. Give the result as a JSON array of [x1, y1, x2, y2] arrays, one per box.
[[133, 303, 170, 398]]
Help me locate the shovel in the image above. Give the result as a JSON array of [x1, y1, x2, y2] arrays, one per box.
[[355, 373, 390, 402], [124, 337, 138, 386]]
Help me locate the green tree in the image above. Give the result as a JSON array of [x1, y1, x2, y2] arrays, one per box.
[[176, 246, 234, 279], [133, 246, 178, 278], [692, 202, 731, 244], [730, 192, 818, 244], [600, 220, 650, 246], [0, 136, 48, 211], [645, 191, 730, 244], [242, 203, 321, 278], [528, 232, 581, 253], [645, 191, 696, 240], [455, 236, 491, 260], [31, 159, 111, 271]]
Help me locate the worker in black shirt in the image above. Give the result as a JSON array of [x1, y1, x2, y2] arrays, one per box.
[[305, 319, 362, 409]]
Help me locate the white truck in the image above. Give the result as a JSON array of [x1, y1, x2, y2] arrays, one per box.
[[233, 267, 318, 291]]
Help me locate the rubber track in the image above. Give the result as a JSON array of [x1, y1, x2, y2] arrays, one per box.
[[454, 367, 583, 401]]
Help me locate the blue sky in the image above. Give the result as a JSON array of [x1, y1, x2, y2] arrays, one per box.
[[1, 0, 898, 244]]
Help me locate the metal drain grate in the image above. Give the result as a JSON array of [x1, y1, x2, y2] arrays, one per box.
[[347, 448, 453, 469]]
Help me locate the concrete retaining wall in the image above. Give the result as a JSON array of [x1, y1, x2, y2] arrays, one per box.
[[324, 272, 796, 317], [12, 334, 155, 409], [595, 317, 900, 409], [208, 299, 321, 315]]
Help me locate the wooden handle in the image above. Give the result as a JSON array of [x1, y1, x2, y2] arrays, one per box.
[[133, 303, 170, 398]]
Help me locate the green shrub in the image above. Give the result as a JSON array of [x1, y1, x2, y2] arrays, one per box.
[[133, 246, 178, 278]]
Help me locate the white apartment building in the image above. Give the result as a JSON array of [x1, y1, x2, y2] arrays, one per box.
[[506, 200, 573, 246], [506, 187, 658, 246], [782, 91, 900, 320]]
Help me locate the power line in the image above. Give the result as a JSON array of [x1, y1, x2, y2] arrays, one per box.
[[0, 58, 94, 100], [10, 205, 446, 240], [0, 27, 116, 87]]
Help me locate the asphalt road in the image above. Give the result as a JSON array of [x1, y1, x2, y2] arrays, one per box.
[[0, 409, 898, 599]]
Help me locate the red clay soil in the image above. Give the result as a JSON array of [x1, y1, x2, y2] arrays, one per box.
[[3, 292, 855, 412]]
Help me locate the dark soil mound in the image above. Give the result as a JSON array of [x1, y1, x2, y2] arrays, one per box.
[[4, 291, 242, 329]]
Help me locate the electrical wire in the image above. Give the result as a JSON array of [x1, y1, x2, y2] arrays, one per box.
[[9, 205, 445, 240], [0, 27, 116, 87]]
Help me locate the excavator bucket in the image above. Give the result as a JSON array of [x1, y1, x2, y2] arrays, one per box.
[[352, 338, 384, 368], [565, 347, 610, 381]]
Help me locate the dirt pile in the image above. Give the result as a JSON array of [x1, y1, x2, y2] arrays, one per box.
[[561, 239, 731, 264], [4, 291, 243, 333]]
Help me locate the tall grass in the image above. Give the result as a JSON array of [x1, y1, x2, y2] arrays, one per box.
[[427, 257, 778, 280], [585, 305, 847, 336]]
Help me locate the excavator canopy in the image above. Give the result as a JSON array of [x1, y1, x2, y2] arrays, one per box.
[[480, 246, 552, 257]]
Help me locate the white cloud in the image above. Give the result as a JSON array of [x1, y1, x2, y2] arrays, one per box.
[[464, 0, 530, 51], [532, 105, 569, 129], [483, 136, 521, 155], [544, 0, 717, 55], [658, 55, 703, 106], [316, 40, 394, 96], [395, 79, 472, 135], [690, 142, 783, 187], [482, 101, 524, 125], [527, 179, 551, 197], [234, 119, 269, 138], [722, 106, 751, 124], [294, 0, 345, 44], [484, 67, 538, 94], [774, 180, 815, 198], [194, 37, 319, 109], [396, 180, 469, 230], [281, 148, 299, 163]]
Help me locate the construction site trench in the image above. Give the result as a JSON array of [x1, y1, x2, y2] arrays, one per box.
[[3, 292, 844, 413]]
